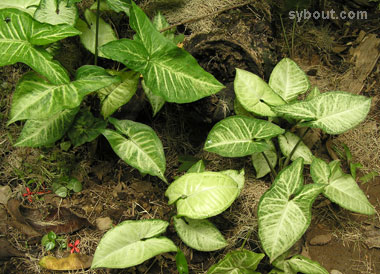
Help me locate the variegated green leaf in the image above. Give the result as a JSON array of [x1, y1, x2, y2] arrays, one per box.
[[34, 0, 78, 26], [76, 9, 117, 57], [91, 219, 177, 269], [98, 70, 139, 118], [252, 140, 277, 178], [0, 0, 40, 15], [207, 250, 265, 274], [258, 159, 324, 262], [165, 172, 239, 219], [287, 255, 328, 274], [278, 132, 313, 164], [100, 2, 224, 103], [102, 118, 166, 182], [273, 92, 371, 134], [234, 68, 286, 117], [269, 58, 310, 102], [306, 86, 320, 100], [15, 107, 79, 147], [220, 169, 245, 192], [187, 160, 206, 173], [204, 116, 284, 157], [142, 79, 165, 117], [310, 157, 330, 185], [105, 0, 131, 15], [152, 11, 183, 44], [0, 8, 80, 84], [173, 217, 227, 251], [233, 98, 256, 118], [8, 66, 119, 124]]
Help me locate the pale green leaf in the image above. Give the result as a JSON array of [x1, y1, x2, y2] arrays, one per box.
[[0, 0, 40, 15], [324, 174, 375, 215], [91, 219, 177, 269], [204, 116, 285, 157], [234, 98, 256, 118], [8, 66, 119, 124], [220, 169, 245, 192], [173, 217, 227, 251], [187, 160, 206, 173], [90, 0, 111, 11], [252, 140, 277, 178], [142, 79, 165, 116], [258, 159, 324, 262], [98, 70, 139, 118], [105, 0, 131, 15], [287, 255, 328, 274], [102, 118, 166, 182], [306, 86, 320, 100], [207, 250, 265, 274], [310, 157, 330, 185], [234, 68, 286, 117], [0, 8, 80, 84], [329, 160, 344, 181], [76, 9, 117, 57], [15, 107, 79, 147], [273, 92, 371, 134], [100, 2, 224, 103], [269, 58, 310, 102], [165, 172, 239, 219], [34, 0, 78, 26], [278, 132, 313, 164]]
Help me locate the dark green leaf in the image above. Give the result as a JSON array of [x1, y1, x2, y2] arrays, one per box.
[[176, 249, 189, 274]]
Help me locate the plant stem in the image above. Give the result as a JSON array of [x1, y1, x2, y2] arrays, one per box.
[[240, 230, 252, 250], [280, 14, 291, 57], [283, 128, 311, 168], [262, 151, 277, 178], [94, 0, 101, 66], [159, 0, 253, 32], [291, 15, 297, 58]]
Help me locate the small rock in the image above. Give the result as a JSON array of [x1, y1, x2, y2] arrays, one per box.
[[309, 233, 332, 246], [96, 217, 113, 231], [330, 270, 343, 274], [0, 185, 12, 205]]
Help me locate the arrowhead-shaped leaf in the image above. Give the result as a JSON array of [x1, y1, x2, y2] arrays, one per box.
[[269, 58, 310, 102], [102, 118, 166, 182], [278, 132, 313, 164], [273, 92, 371, 134], [91, 219, 177, 269], [76, 9, 117, 57], [204, 116, 285, 157], [8, 66, 119, 124], [207, 250, 265, 274], [0, 0, 40, 15], [234, 68, 286, 117], [165, 172, 239, 219], [100, 2, 224, 103], [0, 8, 80, 84], [310, 157, 330, 185], [173, 216, 227, 251], [15, 107, 79, 147], [34, 0, 78, 26], [252, 140, 277, 178], [142, 79, 165, 116], [258, 159, 324, 262], [98, 70, 139, 118]]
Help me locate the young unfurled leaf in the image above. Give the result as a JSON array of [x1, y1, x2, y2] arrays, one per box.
[[102, 118, 167, 182], [186, 160, 206, 173], [76, 9, 117, 57], [278, 132, 313, 164], [273, 92, 371, 134], [258, 159, 324, 262], [173, 217, 227, 251], [100, 2, 224, 103], [0, 9, 80, 84], [306, 86, 320, 100], [34, 0, 78, 26], [204, 116, 285, 157], [176, 249, 189, 274], [142, 79, 165, 117], [269, 58, 310, 102], [207, 250, 265, 274], [91, 220, 176, 269], [234, 68, 286, 117], [166, 172, 239, 219]]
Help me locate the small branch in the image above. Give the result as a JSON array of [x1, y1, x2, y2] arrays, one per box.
[[283, 128, 311, 168], [159, 0, 254, 33], [94, 0, 101, 66], [262, 151, 277, 178]]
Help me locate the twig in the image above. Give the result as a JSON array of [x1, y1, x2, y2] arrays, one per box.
[[159, 0, 254, 33], [283, 128, 311, 168]]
